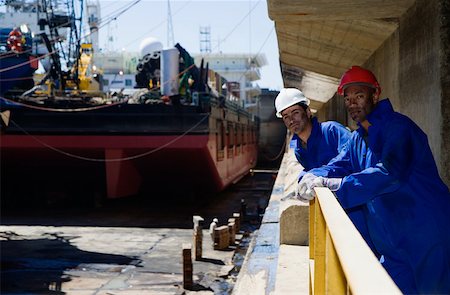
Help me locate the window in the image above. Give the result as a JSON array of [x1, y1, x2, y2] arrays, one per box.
[[125, 79, 132, 86], [227, 122, 234, 158], [216, 120, 225, 161]]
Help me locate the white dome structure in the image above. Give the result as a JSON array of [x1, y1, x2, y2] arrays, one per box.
[[139, 37, 163, 57]]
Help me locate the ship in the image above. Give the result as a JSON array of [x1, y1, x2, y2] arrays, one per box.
[[0, 26, 39, 96], [0, 0, 259, 201]]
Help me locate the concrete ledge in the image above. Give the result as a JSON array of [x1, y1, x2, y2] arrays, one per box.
[[273, 245, 309, 295], [233, 147, 309, 294]]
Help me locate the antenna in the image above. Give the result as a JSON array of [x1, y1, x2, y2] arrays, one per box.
[[167, 0, 175, 47], [199, 26, 211, 53], [248, 0, 252, 54]]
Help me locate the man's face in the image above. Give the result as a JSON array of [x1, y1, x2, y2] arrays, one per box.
[[280, 104, 311, 134], [343, 85, 379, 123]]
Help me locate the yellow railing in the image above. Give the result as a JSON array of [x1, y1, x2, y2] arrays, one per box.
[[309, 187, 402, 295]]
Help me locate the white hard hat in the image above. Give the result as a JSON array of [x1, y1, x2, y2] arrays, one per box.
[[275, 88, 310, 118]]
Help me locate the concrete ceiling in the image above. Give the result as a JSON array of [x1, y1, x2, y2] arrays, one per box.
[[267, 0, 415, 110]]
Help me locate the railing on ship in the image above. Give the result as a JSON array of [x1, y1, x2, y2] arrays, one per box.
[[309, 187, 401, 294], [206, 95, 256, 119]]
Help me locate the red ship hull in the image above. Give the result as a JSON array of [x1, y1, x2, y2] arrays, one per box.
[[1, 102, 258, 199]]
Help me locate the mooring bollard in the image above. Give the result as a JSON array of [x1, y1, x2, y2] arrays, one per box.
[[192, 215, 204, 260], [228, 221, 236, 246], [233, 212, 241, 232], [182, 243, 193, 289], [214, 225, 230, 250]]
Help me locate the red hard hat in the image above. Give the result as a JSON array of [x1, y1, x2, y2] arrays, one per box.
[[337, 66, 381, 96]]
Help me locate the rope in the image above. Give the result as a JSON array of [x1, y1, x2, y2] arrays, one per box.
[[3, 113, 209, 163], [0, 96, 127, 112], [0, 76, 36, 82], [262, 137, 286, 162], [0, 51, 56, 73]]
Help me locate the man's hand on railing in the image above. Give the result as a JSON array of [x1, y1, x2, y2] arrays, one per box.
[[295, 173, 343, 202], [297, 173, 321, 202], [322, 177, 342, 191]]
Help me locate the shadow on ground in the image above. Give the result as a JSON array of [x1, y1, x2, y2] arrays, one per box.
[[0, 231, 138, 294]]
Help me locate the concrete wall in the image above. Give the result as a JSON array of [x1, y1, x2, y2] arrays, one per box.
[[319, 0, 449, 186], [399, 0, 442, 176], [439, 0, 450, 188], [374, 0, 450, 185], [316, 93, 349, 127], [366, 0, 449, 185], [365, 30, 400, 111]]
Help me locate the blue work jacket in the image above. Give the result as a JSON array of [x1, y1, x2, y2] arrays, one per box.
[[292, 117, 350, 173], [309, 99, 450, 294], [292, 117, 377, 257]]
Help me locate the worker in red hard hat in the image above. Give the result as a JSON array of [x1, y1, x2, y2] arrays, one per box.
[[298, 65, 450, 294]]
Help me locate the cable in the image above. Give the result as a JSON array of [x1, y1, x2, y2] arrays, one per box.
[[3, 113, 209, 162], [210, 0, 262, 53], [120, 0, 193, 50], [236, 25, 274, 84], [262, 136, 286, 161]]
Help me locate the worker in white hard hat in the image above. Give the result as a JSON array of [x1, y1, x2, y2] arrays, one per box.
[[276, 88, 378, 257], [275, 88, 351, 185]]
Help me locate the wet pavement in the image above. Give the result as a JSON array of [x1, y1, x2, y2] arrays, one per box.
[[0, 172, 276, 294]]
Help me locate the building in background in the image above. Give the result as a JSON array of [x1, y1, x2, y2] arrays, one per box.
[[194, 53, 267, 111]]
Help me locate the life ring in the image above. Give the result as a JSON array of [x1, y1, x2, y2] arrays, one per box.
[[6, 28, 25, 53]]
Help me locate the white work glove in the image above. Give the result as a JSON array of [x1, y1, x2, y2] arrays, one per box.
[[323, 177, 342, 192], [296, 173, 319, 202], [281, 172, 315, 201], [296, 174, 343, 202]]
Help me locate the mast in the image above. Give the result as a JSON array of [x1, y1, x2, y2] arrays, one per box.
[[166, 0, 174, 47]]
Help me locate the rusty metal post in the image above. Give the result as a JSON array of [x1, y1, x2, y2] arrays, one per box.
[[182, 243, 193, 289], [228, 221, 236, 246], [193, 215, 204, 260], [233, 212, 241, 232], [214, 225, 230, 250]]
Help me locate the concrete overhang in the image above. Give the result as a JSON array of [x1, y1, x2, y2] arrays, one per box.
[[267, 0, 415, 109]]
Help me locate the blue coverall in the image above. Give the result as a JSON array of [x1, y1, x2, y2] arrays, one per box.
[[309, 99, 450, 294], [292, 117, 378, 255], [292, 117, 350, 174]]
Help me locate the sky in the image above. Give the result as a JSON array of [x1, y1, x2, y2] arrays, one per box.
[[96, 0, 283, 90]]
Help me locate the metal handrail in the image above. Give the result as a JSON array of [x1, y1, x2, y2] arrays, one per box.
[[309, 187, 402, 295]]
